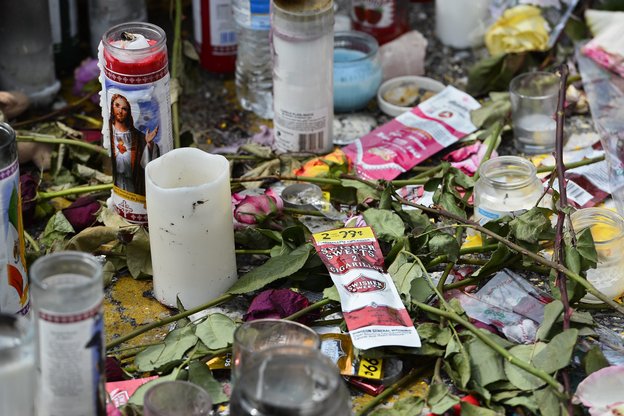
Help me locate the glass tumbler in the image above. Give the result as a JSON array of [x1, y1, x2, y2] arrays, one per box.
[[143, 380, 213, 416], [229, 345, 352, 416], [510, 71, 560, 154], [232, 319, 320, 385]]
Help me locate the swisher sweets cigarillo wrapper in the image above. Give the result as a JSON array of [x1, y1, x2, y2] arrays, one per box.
[[312, 227, 421, 350], [98, 23, 173, 224]]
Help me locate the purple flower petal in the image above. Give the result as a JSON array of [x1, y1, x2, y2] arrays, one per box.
[[62, 196, 101, 232], [105, 356, 125, 382], [19, 173, 38, 227], [244, 289, 313, 323]]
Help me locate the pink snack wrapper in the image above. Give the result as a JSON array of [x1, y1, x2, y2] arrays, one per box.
[[106, 376, 158, 409], [343, 86, 481, 181]]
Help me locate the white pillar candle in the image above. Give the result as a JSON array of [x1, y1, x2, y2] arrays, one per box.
[[145, 148, 237, 308], [435, 0, 492, 49]]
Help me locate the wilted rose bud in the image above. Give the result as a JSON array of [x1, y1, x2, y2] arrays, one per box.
[[232, 188, 283, 230], [62, 196, 101, 232], [19, 173, 38, 226]]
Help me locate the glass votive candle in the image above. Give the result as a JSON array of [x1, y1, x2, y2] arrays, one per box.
[[570, 208, 624, 303], [473, 156, 543, 225], [231, 319, 320, 385], [0, 314, 35, 416], [510, 71, 560, 154], [333, 31, 383, 113], [229, 345, 352, 416], [143, 380, 213, 416]]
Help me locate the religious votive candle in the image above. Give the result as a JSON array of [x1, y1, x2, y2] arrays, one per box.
[[145, 148, 237, 308], [435, 0, 491, 49], [272, 0, 335, 153], [98, 22, 173, 224], [0, 314, 35, 416], [29, 252, 106, 416], [0, 123, 29, 316]]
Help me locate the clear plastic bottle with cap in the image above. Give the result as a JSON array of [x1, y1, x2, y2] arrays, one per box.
[[232, 0, 273, 118]]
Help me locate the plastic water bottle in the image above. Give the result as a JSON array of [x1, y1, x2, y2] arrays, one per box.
[[232, 0, 273, 119]]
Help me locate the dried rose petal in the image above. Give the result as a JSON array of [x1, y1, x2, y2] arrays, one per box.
[[574, 365, 624, 416], [105, 356, 125, 382], [244, 289, 312, 323], [19, 173, 38, 226], [62, 196, 101, 232]]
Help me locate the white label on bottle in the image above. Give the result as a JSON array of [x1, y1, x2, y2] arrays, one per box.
[[37, 299, 104, 416], [274, 108, 329, 153], [0, 159, 29, 315], [474, 206, 527, 225], [210, 0, 237, 47], [232, 0, 270, 30], [193, 0, 202, 46]]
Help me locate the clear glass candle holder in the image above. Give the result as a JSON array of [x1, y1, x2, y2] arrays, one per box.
[[232, 319, 320, 385], [333, 30, 383, 114], [510, 71, 560, 154], [570, 208, 624, 303], [0, 314, 35, 416], [229, 345, 352, 416], [143, 380, 213, 416], [473, 156, 544, 225]]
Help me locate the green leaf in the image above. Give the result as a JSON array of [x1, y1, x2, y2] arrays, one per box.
[[363, 208, 405, 242], [126, 227, 152, 278], [533, 387, 562, 416], [502, 395, 539, 413], [228, 244, 311, 294], [323, 285, 340, 302], [536, 300, 564, 341], [576, 227, 598, 270], [444, 347, 471, 389], [564, 244, 581, 274], [102, 261, 116, 287], [401, 209, 431, 234], [340, 178, 380, 204], [194, 313, 236, 350], [370, 396, 425, 416], [465, 336, 507, 387], [470, 93, 511, 129], [388, 252, 422, 303], [533, 329, 578, 373], [504, 343, 547, 391], [410, 276, 435, 304], [41, 211, 75, 248], [582, 346, 610, 375], [509, 208, 552, 244], [127, 368, 181, 405], [427, 383, 459, 414], [65, 226, 119, 252], [135, 326, 198, 372], [467, 53, 528, 96], [460, 402, 501, 416], [437, 192, 467, 219], [428, 232, 459, 262], [188, 361, 229, 404], [472, 244, 515, 278]]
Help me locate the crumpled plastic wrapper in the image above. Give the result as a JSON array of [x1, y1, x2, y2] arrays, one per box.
[[582, 9, 624, 77], [378, 30, 427, 82], [485, 5, 550, 55]]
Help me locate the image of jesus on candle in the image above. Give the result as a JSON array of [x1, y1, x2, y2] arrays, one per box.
[[109, 93, 160, 195]]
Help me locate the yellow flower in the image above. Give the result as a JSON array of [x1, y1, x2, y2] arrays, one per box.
[[485, 5, 550, 55]]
